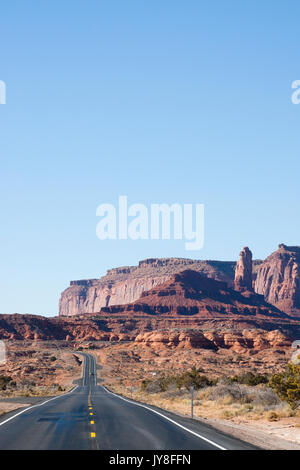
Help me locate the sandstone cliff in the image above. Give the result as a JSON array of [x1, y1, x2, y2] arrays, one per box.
[[59, 258, 235, 316], [134, 328, 291, 352], [100, 270, 287, 319], [3, 269, 299, 343], [234, 247, 253, 292], [254, 244, 300, 316], [59, 245, 300, 318]]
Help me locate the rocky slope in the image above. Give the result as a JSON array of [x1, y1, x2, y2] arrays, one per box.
[[101, 270, 286, 319], [2, 271, 300, 343], [0, 342, 82, 395], [253, 244, 300, 317], [0, 311, 297, 350], [59, 245, 300, 318], [59, 258, 236, 316], [134, 328, 291, 352]]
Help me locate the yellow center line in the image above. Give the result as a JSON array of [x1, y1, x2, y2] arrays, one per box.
[[90, 412, 93, 416], [90, 420, 94, 424], [91, 432, 96, 438]]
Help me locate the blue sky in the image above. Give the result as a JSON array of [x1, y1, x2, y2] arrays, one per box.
[[0, 1, 300, 315]]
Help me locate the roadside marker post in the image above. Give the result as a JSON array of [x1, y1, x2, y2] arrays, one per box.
[[0, 341, 6, 365], [191, 386, 194, 419]]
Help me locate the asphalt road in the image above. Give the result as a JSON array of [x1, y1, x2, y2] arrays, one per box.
[[0, 353, 258, 450]]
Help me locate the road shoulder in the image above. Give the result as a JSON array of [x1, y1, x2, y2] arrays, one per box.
[[104, 387, 300, 450]]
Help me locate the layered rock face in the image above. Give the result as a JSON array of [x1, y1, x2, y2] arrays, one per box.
[[101, 269, 286, 319], [234, 247, 253, 292], [2, 270, 300, 346], [254, 244, 300, 316], [134, 329, 291, 352], [59, 258, 236, 317], [0, 311, 298, 344], [59, 245, 300, 318]]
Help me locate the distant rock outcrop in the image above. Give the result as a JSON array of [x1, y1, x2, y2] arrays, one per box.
[[59, 245, 300, 318], [134, 329, 291, 352], [59, 258, 236, 317], [234, 247, 253, 292], [2, 267, 299, 344], [100, 269, 287, 319], [254, 244, 300, 316]]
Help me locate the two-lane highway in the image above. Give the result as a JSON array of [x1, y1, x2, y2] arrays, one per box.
[[0, 353, 258, 450]]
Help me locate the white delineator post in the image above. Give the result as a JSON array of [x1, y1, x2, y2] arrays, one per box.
[[0, 341, 6, 365], [191, 386, 194, 419]]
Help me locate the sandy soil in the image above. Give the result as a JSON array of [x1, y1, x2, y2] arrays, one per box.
[[197, 416, 300, 450], [0, 341, 82, 397], [0, 402, 28, 416]]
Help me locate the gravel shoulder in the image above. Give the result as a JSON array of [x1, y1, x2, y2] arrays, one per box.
[[0, 402, 29, 417], [193, 415, 300, 450]]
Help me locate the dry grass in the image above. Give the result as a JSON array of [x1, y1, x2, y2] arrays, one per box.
[[108, 382, 300, 423]]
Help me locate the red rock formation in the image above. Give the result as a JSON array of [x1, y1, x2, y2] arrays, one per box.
[[134, 329, 291, 351], [234, 247, 253, 292], [58, 245, 300, 318], [59, 258, 236, 317], [101, 270, 287, 320], [2, 270, 299, 343], [0, 313, 295, 355], [254, 244, 300, 317]]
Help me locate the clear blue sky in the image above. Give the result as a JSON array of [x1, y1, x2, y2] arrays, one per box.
[[0, 1, 300, 316]]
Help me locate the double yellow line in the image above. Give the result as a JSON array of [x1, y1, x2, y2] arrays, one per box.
[[87, 356, 97, 441]]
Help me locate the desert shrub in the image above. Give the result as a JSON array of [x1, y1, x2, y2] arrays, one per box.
[[141, 379, 150, 391], [229, 372, 268, 386], [0, 375, 12, 390], [176, 367, 215, 390], [141, 379, 161, 393], [50, 356, 57, 362], [269, 363, 300, 410], [207, 383, 251, 404], [249, 386, 280, 407], [207, 382, 281, 408], [157, 375, 177, 392], [266, 411, 278, 421], [140, 367, 215, 393]]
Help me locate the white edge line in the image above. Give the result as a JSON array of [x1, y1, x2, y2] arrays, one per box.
[[0, 385, 79, 427], [102, 386, 227, 451]]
